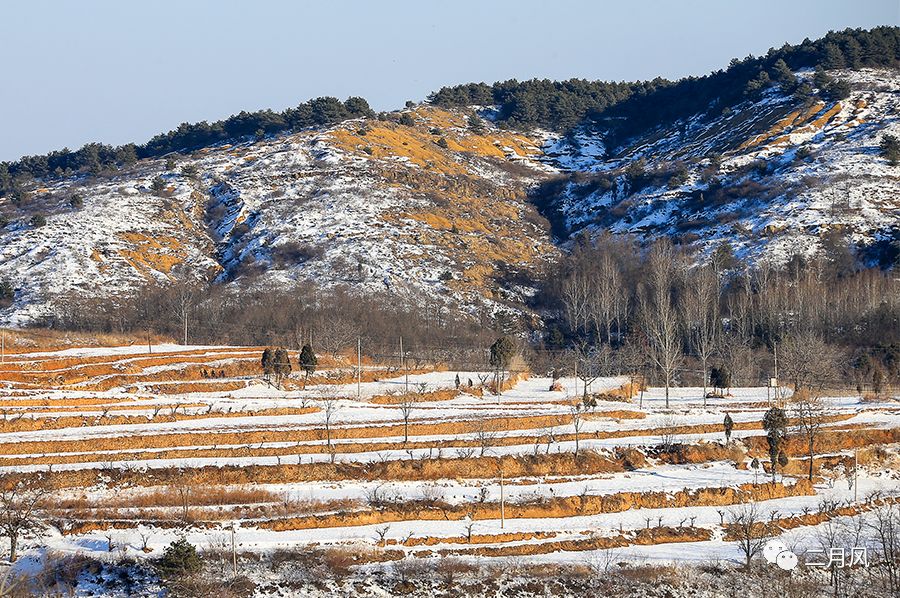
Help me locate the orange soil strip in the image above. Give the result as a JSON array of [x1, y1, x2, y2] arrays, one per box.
[[0, 411, 643, 457], [258, 480, 814, 532], [0, 406, 319, 434], [0, 402, 206, 413], [742, 426, 900, 459], [22, 452, 625, 491], [0, 396, 159, 408], [392, 530, 559, 547], [722, 495, 900, 541], [739, 109, 802, 150], [120, 381, 249, 394], [433, 526, 713, 558], [370, 388, 466, 404]]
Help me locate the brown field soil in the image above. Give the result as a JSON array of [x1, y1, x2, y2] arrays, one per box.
[[0, 406, 319, 434], [258, 480, 814, 532]]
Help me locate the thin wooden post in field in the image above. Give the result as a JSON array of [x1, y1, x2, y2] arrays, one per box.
[[499, 466, 505, 529], [231, 524, 237, 576]]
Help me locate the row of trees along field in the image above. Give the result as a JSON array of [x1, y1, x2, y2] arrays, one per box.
[[535, 233, 900, 404], [40, 231, 900, 402]]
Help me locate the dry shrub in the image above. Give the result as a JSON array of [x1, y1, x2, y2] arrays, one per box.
[[655, 441, 746, 465], [370, 388, 458, 404], [163, 574, 255, 598], [618, 564, 681, 586]]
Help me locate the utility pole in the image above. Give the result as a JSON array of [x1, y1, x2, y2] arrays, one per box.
[[499, 467, 505, 529], [853, 448, 858, 503], [400, 336, 407, 392], [231, 524, 237, 576], [147, 329, 152, 354], [357, 337, 362, 399]]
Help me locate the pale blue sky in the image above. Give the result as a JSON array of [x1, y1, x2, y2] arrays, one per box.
[[1, 0, 896, 161]]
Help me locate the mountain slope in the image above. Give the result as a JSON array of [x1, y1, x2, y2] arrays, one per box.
[[1, 65, 899, 326], [0, 107, 558, 324], [538, 68, 900, 264]]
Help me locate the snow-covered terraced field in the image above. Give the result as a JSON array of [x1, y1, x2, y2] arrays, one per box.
[[2, 342, 898, 573]]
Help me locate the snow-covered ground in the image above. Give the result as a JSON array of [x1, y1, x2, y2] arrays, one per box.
[[1, 342, 897, 581]]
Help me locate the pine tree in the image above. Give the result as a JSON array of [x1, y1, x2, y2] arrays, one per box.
[[272, 347, 292, 387], [821, 43, 846, 69], [261, 347, 274, 382], [825, 79, 852, 100], [763, 407, 787, 482], [298, 344, 317, 389], [150, 176, 167, 196], [0, 279, 14, 307], [155, 539, 202, 577], [880, 134, 900, 166], [489, 336, 516, 389], [770, 59, 797, 92], [467, 114, 485, 133]]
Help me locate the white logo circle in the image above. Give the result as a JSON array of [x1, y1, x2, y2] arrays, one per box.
[[763, 540, 788, 564], [776, 550, 799, 571], [762, 539, 798, 570]]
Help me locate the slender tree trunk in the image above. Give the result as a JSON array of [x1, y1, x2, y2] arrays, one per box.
[[665, 371, 671, 409], [701, 359, 708, 408], [9, 533, 17, 562], [808, 437, 815, 482]]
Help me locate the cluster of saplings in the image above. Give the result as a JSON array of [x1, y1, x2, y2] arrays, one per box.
[[260, 344, 317, 388], [536, 233, 900, 405]]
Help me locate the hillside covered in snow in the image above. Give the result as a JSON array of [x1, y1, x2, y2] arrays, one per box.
[[537, 67, 900, 265], [1, 27, 899, 326], [0, 107, 558, 325]]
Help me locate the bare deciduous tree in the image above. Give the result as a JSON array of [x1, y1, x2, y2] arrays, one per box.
[[640, 241, 683, 408], [729, 502, 769, 569], [574, 343, 612, 400], [868, 503, 900, 595], [321, 397, 339, 449], [680, 263, 720, 405], [792, 393, 827, 482], [316, 317, 358, 359], [570, 404, 585, 458], [475, 420, 499, 457], [0, 481, 47, 562], [780, 330, 840, 393], [398, 394, 416, 444]]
